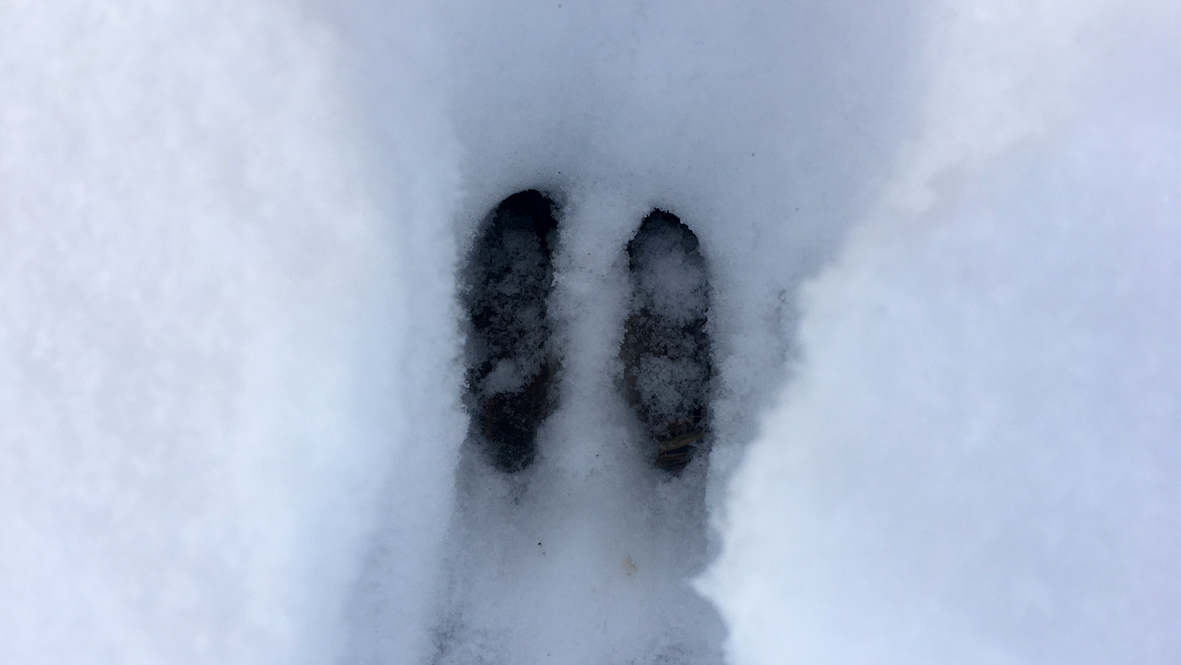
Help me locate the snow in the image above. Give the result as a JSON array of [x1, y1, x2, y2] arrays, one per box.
[[2, 0, 1178, 664], [700, 3, 1181, 664]]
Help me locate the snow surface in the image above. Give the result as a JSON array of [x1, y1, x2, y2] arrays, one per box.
[[2, 0, 1178, 664]]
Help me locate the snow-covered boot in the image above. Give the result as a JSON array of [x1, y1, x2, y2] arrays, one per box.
[[463, 190, 560, 472], [621, 210, 712, 473]]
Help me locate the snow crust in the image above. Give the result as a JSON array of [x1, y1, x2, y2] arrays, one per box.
[[2, 0, 1178, 664]]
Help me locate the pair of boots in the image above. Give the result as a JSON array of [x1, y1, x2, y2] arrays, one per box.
[[463, 190, 712, 475]]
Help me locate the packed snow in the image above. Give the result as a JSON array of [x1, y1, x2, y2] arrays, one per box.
[[2, 1, 1178, 664]]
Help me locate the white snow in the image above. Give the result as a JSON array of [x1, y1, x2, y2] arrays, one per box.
[[2, 0, 1178, 664], [700, 2, 1181, 664]]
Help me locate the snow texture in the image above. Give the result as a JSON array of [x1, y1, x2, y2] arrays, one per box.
[[701, 2, 1181, 664], [2, 0, 1178, 664]]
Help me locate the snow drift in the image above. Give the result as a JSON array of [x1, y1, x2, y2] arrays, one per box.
[[1, 0, 1177, 664]]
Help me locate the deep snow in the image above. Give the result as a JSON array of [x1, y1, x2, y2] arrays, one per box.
[[2, 0, 1178, 664]]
